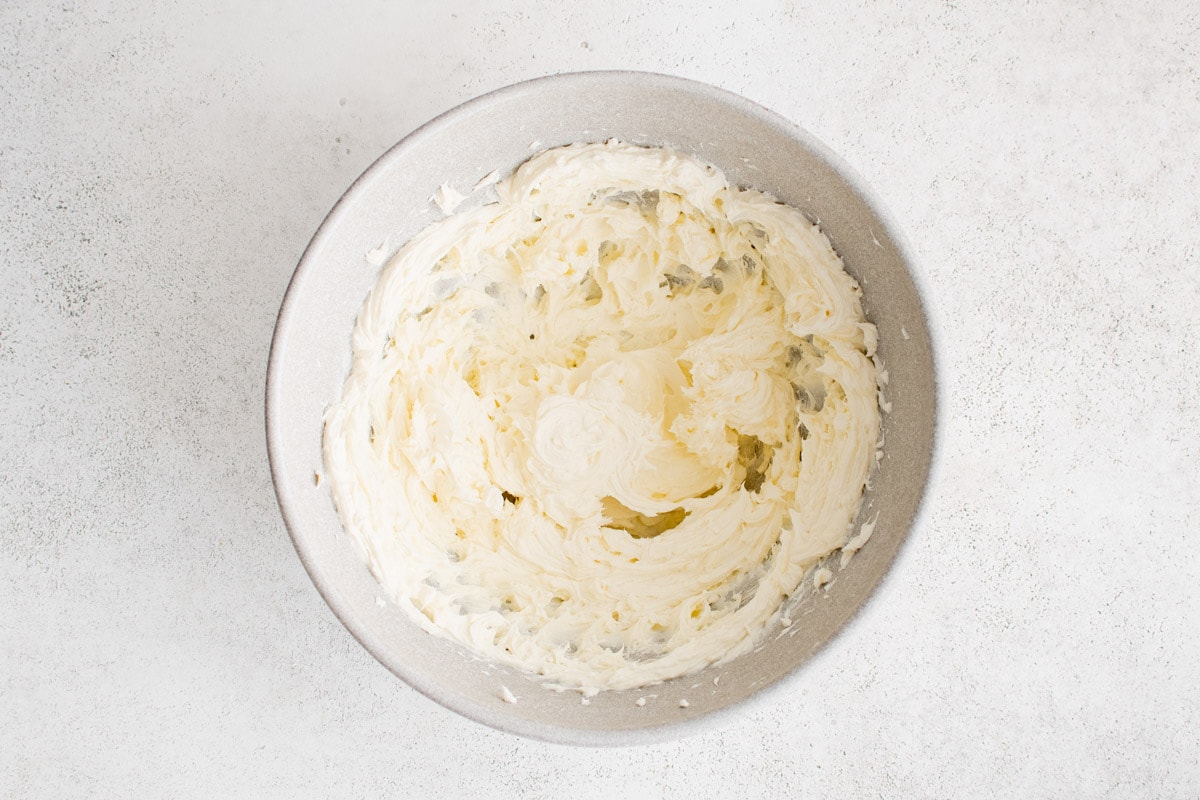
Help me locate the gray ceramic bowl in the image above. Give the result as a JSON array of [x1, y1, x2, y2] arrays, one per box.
[[266, 71, 938, 745]]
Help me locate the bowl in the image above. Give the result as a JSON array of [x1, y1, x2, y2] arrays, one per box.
[[266, 71, 938, 745]]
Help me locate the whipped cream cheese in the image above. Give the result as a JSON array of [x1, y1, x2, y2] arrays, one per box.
[[324, 141, 881, 691]]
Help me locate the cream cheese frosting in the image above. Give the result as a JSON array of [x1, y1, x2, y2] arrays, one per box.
[[323, 141, 881, 691]]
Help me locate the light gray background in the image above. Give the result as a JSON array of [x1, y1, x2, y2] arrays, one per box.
[[2, 1, 1197, 797]]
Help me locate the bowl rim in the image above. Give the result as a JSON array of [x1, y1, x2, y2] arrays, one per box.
[[265, 69, 944, 746]]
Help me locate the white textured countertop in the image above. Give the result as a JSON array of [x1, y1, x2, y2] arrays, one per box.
[[2, 1, 1197, 797]]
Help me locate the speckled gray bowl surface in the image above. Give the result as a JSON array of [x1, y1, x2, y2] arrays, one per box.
[[266, 71, 938, 746]]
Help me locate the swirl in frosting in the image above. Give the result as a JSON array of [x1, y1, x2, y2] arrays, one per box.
[[323, 141, 881, 690]]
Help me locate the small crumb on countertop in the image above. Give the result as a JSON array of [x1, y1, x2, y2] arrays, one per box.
[[635, 697, 646, 707], [313, 471, 322, 487], [501, 686, 517, 704], [679, 699, 690, 708]]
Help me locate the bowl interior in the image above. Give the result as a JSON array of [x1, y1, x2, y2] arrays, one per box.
[[266, 72, 937, 745]]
